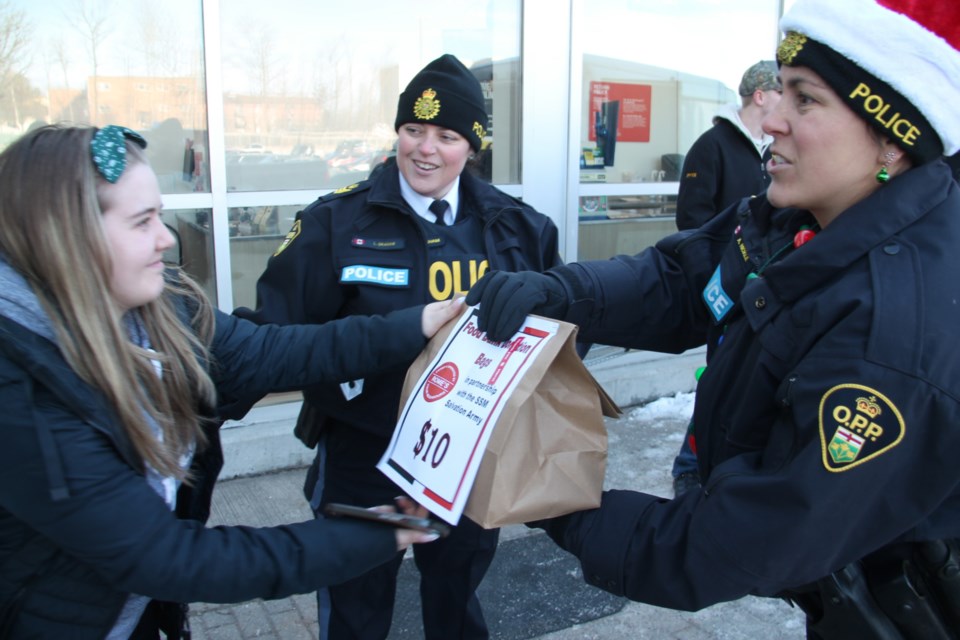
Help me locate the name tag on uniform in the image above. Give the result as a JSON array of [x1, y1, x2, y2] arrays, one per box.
[[702, 265, 733, 322], [340, 264, 410, 287], [351, 237, 406, 250]]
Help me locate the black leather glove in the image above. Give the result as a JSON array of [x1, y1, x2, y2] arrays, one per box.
[[464, 270, 568, 341]]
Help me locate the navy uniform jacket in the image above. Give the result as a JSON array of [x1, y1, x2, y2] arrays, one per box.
[[233, 162, 561, 441], [540, 160, 960, 611], [0, 282, 428, 638], [676, 116, 772, 231]]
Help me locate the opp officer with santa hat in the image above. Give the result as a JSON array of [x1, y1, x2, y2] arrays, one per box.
[[463, 1, 960, 637]]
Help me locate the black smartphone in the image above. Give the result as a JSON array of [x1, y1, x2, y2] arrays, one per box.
[[323, 502, 451, 538]]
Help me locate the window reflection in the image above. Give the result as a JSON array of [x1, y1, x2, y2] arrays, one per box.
[[579, 56, 740, 187], [577, 0, 780, 260], [4, 0, 209, 195], [229, 204, 304, 311], [219, 0, 521, 192], [219, 0, 522, 311], [162, 208, 216, 303]]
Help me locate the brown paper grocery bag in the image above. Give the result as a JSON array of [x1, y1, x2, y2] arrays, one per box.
[[398, 314, 620, 529]]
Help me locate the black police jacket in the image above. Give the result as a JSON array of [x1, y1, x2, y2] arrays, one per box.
[[675, 114, 772, 231], [540, 159, 960, 612], [233, 162, 562, 441]]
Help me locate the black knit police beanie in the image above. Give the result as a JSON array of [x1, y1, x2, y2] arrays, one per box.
[[395, 54, 487, 152]]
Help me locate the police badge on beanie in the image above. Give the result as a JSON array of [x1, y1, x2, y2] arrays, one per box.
[[395, 54, 488, 152], [779, 0, 960, 165]]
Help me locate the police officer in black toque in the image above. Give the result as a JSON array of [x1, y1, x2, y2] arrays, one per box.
[[231, 53, 563, 639]]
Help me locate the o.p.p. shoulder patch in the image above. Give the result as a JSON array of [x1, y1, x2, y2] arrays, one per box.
[[818, 384, 905, 472], [273, 219, 301, 257]]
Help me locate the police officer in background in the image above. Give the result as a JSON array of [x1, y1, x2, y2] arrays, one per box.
[[231, 54, 562, 639], [675, 59, 781, 233], [464, 0, 960, 637]]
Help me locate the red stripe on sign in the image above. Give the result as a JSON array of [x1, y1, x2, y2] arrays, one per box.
[[423, 487, 453, 510]]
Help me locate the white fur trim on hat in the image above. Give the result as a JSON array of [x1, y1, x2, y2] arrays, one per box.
[[782, 0, 960, 155]]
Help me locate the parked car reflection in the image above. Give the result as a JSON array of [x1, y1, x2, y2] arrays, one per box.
[[226, 144, 330, 191]]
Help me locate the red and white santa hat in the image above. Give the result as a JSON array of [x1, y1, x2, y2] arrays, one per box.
[[780, 0, 960, 163]]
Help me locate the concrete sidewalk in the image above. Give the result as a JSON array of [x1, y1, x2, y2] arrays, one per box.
[[189, 391, 807, 639]]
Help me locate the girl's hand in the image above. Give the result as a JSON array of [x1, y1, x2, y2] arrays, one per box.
[[371, 496, 442, 551], [394, 527, 440, 551], [421, 297, 464, 338]]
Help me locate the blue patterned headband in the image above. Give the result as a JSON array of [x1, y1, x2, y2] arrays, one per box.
[[91, 125, 148, 183]]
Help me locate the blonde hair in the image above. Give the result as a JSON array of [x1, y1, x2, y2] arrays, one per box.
[[0, 125, 216, 478]]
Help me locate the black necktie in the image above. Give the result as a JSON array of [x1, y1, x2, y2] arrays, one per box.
[[429, 199, 449, 226]]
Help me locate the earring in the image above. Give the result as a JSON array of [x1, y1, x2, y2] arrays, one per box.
[[876, 151, 897, 184]]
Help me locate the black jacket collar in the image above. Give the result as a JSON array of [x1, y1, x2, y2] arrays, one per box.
[[761, 161, 955, 303]]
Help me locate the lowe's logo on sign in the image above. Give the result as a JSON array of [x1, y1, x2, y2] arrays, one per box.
[[702, 265, 732, 322], [341, 264, 409, 287]]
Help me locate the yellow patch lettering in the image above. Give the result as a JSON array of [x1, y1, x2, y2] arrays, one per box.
[[848, 413, 870, 432], [832, 405, 852, 424], [863, 423, 884, 441], [849, 83, 871, 100], [848, 83, 919, 147], [899, 124, 920, 146], [430, 262, 453, 300], [819, 384, 905, 472], [428, 259, 489, 301]]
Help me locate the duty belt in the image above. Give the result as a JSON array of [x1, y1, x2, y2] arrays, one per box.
[[782, 539, 960, 639]]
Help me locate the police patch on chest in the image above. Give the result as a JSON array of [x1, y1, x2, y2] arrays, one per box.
[[818, 384, 904, 472], [340, 264, 410, 287]]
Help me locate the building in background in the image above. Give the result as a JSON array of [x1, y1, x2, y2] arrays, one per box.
[[3, 0, 786, 396]]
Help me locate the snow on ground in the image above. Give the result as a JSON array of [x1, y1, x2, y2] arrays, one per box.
[[627, 391, 695, 421], [602, 392, 695, 494]]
